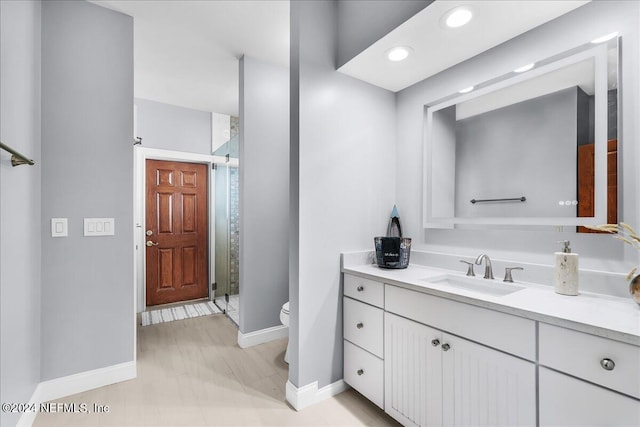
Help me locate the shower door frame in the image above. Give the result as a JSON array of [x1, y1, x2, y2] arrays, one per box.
[[212, 159, 240, 316]]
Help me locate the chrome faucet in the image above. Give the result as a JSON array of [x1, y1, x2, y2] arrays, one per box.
[[475, 254, 494, 279]]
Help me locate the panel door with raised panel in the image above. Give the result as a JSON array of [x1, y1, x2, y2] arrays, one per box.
[[441, 333, 536, 427], [385, 313, 443, 427]]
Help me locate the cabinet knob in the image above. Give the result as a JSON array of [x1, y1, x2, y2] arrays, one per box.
[[442, 343, 451, 351], [357, 369, 364, 376], [431, 339, 440, 347], [357, 285, 364, 292], [356, 322, 363, 329], [600, 358, 615, 371]]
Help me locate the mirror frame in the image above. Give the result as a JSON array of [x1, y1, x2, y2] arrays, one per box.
[[423, 41, 615, 228]]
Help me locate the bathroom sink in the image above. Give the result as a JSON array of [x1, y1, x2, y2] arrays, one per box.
[[422, 275, 524, 297]]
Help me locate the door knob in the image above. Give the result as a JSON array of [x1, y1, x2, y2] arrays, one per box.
[[431, 339, 440, 347], [146, 230, 153, 236], [442, 343, 451, 351], [146, 241, 159, 247]]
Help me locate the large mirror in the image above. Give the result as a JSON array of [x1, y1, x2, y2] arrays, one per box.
[[423, 37, 619, 228]]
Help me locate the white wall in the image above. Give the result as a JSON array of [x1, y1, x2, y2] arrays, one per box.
[[397, 1, 640, 271], [238, 56, 290, 334], [290, 0, 397, 389], [41, 0, 134, 380], [0, 1, 41, 425], [135, 98, 212, 155]]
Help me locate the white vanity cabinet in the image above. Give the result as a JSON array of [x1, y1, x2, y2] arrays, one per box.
[[539, 323, 640, 426], [342, 270, 640, 427], [343, 274, 385, 408], [384, 292, 536, 427]]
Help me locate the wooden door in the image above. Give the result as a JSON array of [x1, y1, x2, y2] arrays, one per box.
[[441, 333, 536, 427], [577, 140, 617, 233], [384, 312, 443, 427], [145, 160, 208, 306]]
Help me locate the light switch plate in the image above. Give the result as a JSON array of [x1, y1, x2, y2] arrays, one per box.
[[84, 218, 115, 236], [51, 218, 68, 237]]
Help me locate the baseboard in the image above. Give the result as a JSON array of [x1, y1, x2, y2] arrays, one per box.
[[285, 379, 349, 411], [237, 324, 288, 349], [17, 361, 136, 427]]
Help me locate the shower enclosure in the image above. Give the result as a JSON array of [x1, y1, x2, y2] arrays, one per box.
[[213, 136, 239, 325]]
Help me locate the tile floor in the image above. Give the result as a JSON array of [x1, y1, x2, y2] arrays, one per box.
[[33, 313, 399, 426]]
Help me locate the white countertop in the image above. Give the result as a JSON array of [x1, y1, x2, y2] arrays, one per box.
[[343, 263, 640, 346]]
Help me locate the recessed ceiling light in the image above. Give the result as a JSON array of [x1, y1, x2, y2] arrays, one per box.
[[459, 86, 474, 94], [442, 6, 473, 28], [590, 32, 619, 44], [514, 63, 535, 73], [386, 46, 412, 62]]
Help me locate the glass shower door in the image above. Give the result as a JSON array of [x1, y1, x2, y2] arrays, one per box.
[[213, 137, 239, 325]]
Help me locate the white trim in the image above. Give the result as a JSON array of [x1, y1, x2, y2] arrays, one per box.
[[237, 324, 288, 349], [285, 379, 349, 411], [17, 362, 136, 427], [133, 146, 223, 314]]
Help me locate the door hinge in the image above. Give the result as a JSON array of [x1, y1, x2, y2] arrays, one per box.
[[225, 153, 230, 163], [212, 163, 217, 170], [225, 293, 230, 303], [212, 282, 217, 291]]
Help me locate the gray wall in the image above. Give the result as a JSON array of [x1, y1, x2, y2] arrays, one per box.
[[336, 0, 432, 68], [238, 56, 289, 334], [290, 0, 396, 388], [135, 98, 212, 155], [454, 88, 578, 218], [0, 1, 41, 425], [397, 0, 640, 270], [41, 0, 134, 380]]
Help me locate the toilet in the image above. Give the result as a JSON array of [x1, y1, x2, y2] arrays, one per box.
[[280, 301, 290, 363]]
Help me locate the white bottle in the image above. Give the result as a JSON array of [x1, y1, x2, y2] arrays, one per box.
[[554, 240, 579, 296]]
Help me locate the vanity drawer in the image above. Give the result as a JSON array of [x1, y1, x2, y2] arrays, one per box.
[[343, 297, 384, 358], [539, 323, 640, 399], [344, 340, 384, 409], [385, 284, 535, 360], [344, 274, 384, 308]]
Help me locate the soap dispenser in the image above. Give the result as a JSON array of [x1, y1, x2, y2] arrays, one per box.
[[554, 240, 579, 296]]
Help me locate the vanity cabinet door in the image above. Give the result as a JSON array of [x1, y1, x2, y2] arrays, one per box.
[[539, 367, 640, 427], [384, 313, 442, 427], [441, 333, 536, 427]]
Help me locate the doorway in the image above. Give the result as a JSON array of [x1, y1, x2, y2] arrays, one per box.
[[145, 159, 209, 306]]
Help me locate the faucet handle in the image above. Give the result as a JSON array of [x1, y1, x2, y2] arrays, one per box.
[[459, 260, 476, 277], [504, 267, 524, 283]]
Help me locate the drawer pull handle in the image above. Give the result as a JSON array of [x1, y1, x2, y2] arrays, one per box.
[[600, 358, 615, 371], [356, 322, 364, 329], [357, 369, 364, 376], [357, 285, 364, 292], [431, 339, 440, 347], [442, 343, 451, 351]]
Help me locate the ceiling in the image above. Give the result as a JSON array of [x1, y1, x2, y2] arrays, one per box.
[[338, 0, 591, 92], [92, 1, 290, 116], [90, 1, 593, 117]]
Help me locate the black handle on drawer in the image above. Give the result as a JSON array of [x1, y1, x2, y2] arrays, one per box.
[[356, 322, 363, 329]]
